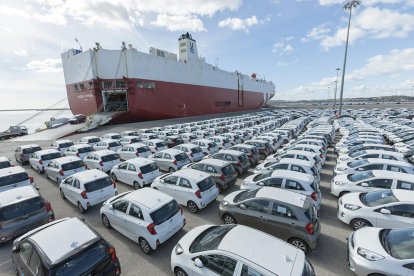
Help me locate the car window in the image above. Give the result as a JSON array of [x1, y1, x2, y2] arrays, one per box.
[[291, 165, 305, 173], [164, 176, 178, 185], [385, 204, 414, 218], [72, 179, 80, 189], [192, 163, 205, 171], [154, 153, 163, 159], [214, 153, 224, 159], [243, 199, 270, 213], [285, 180, 305, 191], [240, 264, 264, 276], [382, 154, 396, 160], [224, 155, 234, 161], [262, 178, 282, 188], [271, 203, 297, 219], [64, 177, 73, 185], [396, 181, 414, 191], [363, 164, 383, 170], [118, 163, 128, 170], [127, 164, 136, 171], [178, 178, 192, 188], [274, 164, 289, 170], [129, 204, 143, 219], [198, 255, 237, 276], [164, 153, 172, 159], [113, 200, 129, 213], [19, 242, 33, 263], [387, 166, 406, 173], [362, 154, 378, 159], [366, 179, 393, 189], [28, 249, 43, 276], [206, 165, 217, 173]]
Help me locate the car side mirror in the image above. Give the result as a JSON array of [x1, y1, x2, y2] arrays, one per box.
[[109, 204, 114, 210], [12, 246, 18, 254], [239, 204, 246, 210], [357, 168, 364, 171], [194, 258, 204, 268], [360, 182, 369, 187], [380, 208, 391, 215], [160, 179, 165, 183]]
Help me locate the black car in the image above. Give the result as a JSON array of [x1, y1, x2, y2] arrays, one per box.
[[69, 114, 86, 124]]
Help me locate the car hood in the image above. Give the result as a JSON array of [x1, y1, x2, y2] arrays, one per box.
[[177, 225, 215, 251], [333, 173, 349, 183], [353, 227, 388, 256], [341, 192, 362, 206], [222, 190, 242, 204], [242, 174, 256, 184]]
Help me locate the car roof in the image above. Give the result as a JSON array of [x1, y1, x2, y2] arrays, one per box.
[[129, 143, 148, 148], [34, 149, 60, 156], [363, 158, 413, 167], [278, 158, 313, 166], [54, 139, 72, 143], [29, 218, 99, 265], [285, 150, 317, 157], [20, 144, 40, 149], [0, 157, 9, 162], [354, 150, 403, 156], [81, 136, 99, 139], [72, 169, 108, 182], [100, 139, 118, 143], [70, 144, 92, 149], [256, 187, 308, 208], [198, 158, 229, 167], [219, 149, 243, 156], [0, 185, 38, 207], [54, 156, 81, 164], [160, 148, 183, 155], [178, 143, 198, 149], [94, 150, 116, 156], [0, 166, 26, 176], [147, 138, 164, 142], [194, 139, 212, 143], [270, 170, 314, 182], [124, 188, 172, 210], [125, 157, 154, 166], [393, 189, 414, 202], [232, 144, 254, 149], [172, 168, 210, 180], [218, 225, 301, 275]]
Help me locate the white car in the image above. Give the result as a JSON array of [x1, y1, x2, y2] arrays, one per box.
[[191, 139, 219, 155], [29, 149, 62, 173], [347, 227, 414, 276], [338, 189, 414, 230], [59, 169, 118, 213], [110, 158, 161, 189], [119, 136, 142, 146], [101, 133, 122, 141], [44, 156, 86, 183], [149, 149, 191, 172], [143, 139, 168, 153], [64, 144, 94, 160], [337, 150, 406, 163], [179, 133, 198, 143], [174, 143, 204, 162], [151, 169, 219, 213], [77, 135, 101, 146], [338, 143, 396, 155], [266, 150, 322, 171], [84, 150, 121, 173], [208, 136, 232, 150], [331, 170, 414, 197], [117, 143, 152, 160], [140, 133, 159, 141], [0, 166, 36, 191], [93, 139, 122, 152], [100, 188, 186, 254], [50, 140, 74, 154], [334, 158, 414, 175], [171, 224, 316, 276]]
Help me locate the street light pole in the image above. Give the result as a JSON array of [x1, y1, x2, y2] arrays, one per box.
[[333, 68, 340, 111], [338, 0, 361, 116]]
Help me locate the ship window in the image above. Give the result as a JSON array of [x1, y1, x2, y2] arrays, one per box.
[[102, 81, 112, 89], [137, 81, 144, 88], [180, 49, 186, 53], [74, 84, 78, 91], [143, 83, 155, 89], [180, 42, 186, 47], [89, 82, 94, 89], [116, 81, 126, 88], [79, 83, 85, 89], [157, 50, 165, 57], [215, 101, 231, 107]]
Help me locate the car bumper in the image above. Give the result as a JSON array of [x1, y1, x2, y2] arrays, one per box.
[[330, 180, 342, 197], [0, 215, 53, 243], [337, 201, 353, 225]]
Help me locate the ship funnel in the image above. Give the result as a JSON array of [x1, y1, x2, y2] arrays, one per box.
[[178, 32, 198, 63], [121, 41, 126, 50]]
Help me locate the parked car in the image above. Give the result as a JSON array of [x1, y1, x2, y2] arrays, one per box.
[[101, 133, 122, 141], [69, 114, 86, 124], [49, 139, 74, 154], [64, 144, 94, 160], [93, 139, 122, 152], [77, 135, 101, 146], [205, 149, 250, 175], [15, 144, 42, 165], [151, 169, 219, 213], [219, 187, 320, 253], [143, 139, 169, 153], [191, 139, 218, 155], [11, 217, 121, 275], [171, 224, 316, 276], [100, 188, 186, 254], [337, 150, 406, 163], [117, 143, 152, 160], [29, 149, 62, 174], [208, 136, 232, 150], [244, 139, 273, 159], [229, 144, 260, 166], [59, 169, 118, 213], [334, 158, 414, 175], [84, 150, 121, 173], [110, 158, 161, 189], [119, 136, 142, 146], [149, 149, 191, 172], [0, 157, 12, 169], [44, 156, 86, 183], [0, 185, 54, 243], [174, 143, 204, 162], [0, 166, 35, 191]]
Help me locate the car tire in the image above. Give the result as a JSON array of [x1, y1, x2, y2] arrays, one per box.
[[169, 167, 176, 173], [288, 238, 309, 254], [44, 172, 49, 180], [139, 238, 152, 255], [111, 173, 118, 182], [351, 218, 372, 230], [174, 267, 188, 276], [37, 167, 43, 174], [102, 214, 111, 228], [222, 214, 237, 224], [77, 202, 86, 214], [216, 184, 223, 193], [187, 201, 199, 213], [260, 153, 266, 160], [59, 189, 66, 199], [133, 181, 141, 190]]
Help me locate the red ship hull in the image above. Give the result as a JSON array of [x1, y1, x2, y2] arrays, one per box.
[[67, 78, 271, 123]]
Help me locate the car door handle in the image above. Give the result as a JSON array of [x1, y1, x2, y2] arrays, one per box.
[[257, 216, 265, 220]]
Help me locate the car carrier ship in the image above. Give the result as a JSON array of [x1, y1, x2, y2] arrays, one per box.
[[61, 33, 275, 123]]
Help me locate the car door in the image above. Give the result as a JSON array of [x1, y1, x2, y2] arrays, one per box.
[[126, 163, 137, 185], [386, 165, 407, 173], [266, 201, 300, 241], [153, 152, 164, 170], [116, 162, 128, 183], [375, 204, 414, 228], [361, 178, 393, 192], [109, 200, 130, 236], [123, 203, 145, 241], [47, 161, 58, 180], [191, 254, 238, 276], [175, 177, 193, 205], [13, 241, 34, 276], [158, 175, 179, 198], [67, 179, 81, 205], [60, 177, 74, 204], [261, 178, 283, 189], [236, 199, 271, 232], [163, 153, 173, 170]]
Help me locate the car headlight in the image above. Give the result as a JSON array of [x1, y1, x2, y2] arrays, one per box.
[[339, 157, 348, 161], [335, 181, 347, 186], [175, 243, 184, 255], [357, 247, 384, 261], [344, 204, 361, 210], [220, 201, 229, 207], [336, 167, 345, 171], [255, 167, 262, 170]]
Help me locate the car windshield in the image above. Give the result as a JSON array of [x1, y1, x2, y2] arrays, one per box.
[[302, 258, 316, 276], [156, 142, 167, 148], [189, 225, 236, 253], [0, 161, 11, 169], [234, 189, 259, 203], [41, 152, 62, 161], [349, 150, 367, 158], [197, 177, 215, 192], [130, 138, 141, 143], [62, 160, 84, 171], [89, 138, 100, 143], [60, 142, 73, 148], [381, 229, 414, 260], [0, 197, 45, 221], [348, 171, 374, 182], [149, 135, 158, 140], [360, 190, 399, 207], [23, 147, 41, 154], [109, 142, 121, 147], [78, 147, 94, 154], [51, 240, 109, 276], [175, 153, 188, 161], [174, 138, 184, 144], [305, 205, 318, 224], [253, 172, 272, 182], [191, 147, 202, 154], [0, 172, 29, 187], [112, 135, 122, 139], [150, 200, 179, 225], [264, 161, 277, 168], [208, 142, 217, 148], [222, 165, 235, 176], [140, 163, 158, 174], [348, 160, 369, 168], [238, 154, 248, 163], [101, 154, 120, 162], [137, 146, 150, 153], [84, 177, 112, 192]]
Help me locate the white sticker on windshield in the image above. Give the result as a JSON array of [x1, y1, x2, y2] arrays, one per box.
[[277, 206, 287, 214], [401, 183, 412, 190]]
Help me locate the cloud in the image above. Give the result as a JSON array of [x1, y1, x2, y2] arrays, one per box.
[[151, 14, 206, 32], [25, 59, 62, 73], [13, 49, 28, 57], [218, 15, 261, 33], [277, 59, 298, 67], [319, 0, 414, 6], [302, 24, 331, 42], [271, 37, 296, 54]]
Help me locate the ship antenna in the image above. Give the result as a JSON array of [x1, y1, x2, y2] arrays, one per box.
[[75, 37, 83, 51]]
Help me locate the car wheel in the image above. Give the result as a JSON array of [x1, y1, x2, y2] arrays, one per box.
[[37, 167, 43, 174], [222, 214, 236, 224], [133, 181, 141, 190], [77, 202, 86, 214], [288, 238, 309, 254], [169, 167, 176, 173], [351, 218, 372, 230], [187, 201, 199, 213], [102, 214, 111, 228], [260, 153, 266, 160], [174, 267, 188, 276], [139, 238, 152, 255], [59, 189, 66, 199], [44, 172, 49, 180], [111, 173, 117, 182], [216, 184, 223, 193]]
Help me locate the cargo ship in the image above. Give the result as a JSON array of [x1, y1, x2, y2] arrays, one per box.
[[61, 33, 275, 123]]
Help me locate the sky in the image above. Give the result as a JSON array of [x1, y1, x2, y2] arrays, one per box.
[[0, 0, 413, 109]]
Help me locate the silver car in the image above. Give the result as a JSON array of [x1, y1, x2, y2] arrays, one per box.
[[149, 149, 191, 172], [45, 156, 86, 183]]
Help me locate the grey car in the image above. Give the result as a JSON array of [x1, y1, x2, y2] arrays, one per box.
[[183, 159, 237, 193], [14, 144, 42, 165], [206, 149, 250, 175], [149, 149, 191, 172], [0, 185, 54, 243], [218, 187, 320, 253], [229, 144, 260, 166]]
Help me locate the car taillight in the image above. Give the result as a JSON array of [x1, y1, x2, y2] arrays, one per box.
[[45, 201, 52, 212], [39, 159, 43, 164], [180, 206, 183, 215], [136, 152, 140, 156], [305, 223, 315, 235], [29, 176, 34, 184], [112, 180, 116, 188], [147, 223, 157, 235], [195, 190, 202, 198], [311, 192, 318, 201], [99, 161, 104, 166], [220, 174, 225, 181], [76, 153, 80, 157], [59, 169, 64, 176], [81, 191, 88, 199], [108, 246, 117, 262], [320, 153, 323, 158], [173, 160, 177, 165], [236, 161, 241, 167], [138, 172, 143, 179]]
